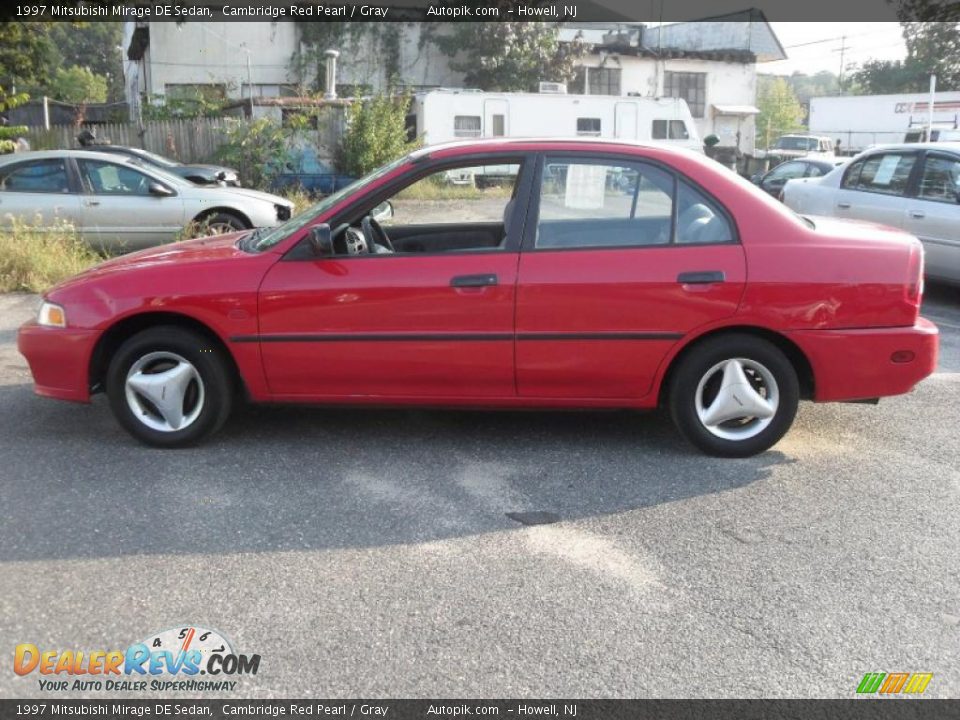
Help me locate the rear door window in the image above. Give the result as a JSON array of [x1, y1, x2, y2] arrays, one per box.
[[536, 159, 673, 248], [842, 153, 917, 196], [0, 159, 71, 193]]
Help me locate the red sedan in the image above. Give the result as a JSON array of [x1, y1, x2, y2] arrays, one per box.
[[18, 140, 939, 457]]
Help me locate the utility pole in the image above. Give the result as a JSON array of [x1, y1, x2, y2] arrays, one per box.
[[838, 36, 847, 93]]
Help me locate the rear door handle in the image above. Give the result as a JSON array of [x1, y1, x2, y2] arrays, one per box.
[[83, 200, 100, 207], [910, 211, 925, 219], [837, 202, 851, 209], [678, 271, 725, 284], [451, 274, 498, 288]]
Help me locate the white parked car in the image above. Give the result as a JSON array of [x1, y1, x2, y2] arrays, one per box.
[[783, 142, 960, 284], [0, 150, 294, 252]]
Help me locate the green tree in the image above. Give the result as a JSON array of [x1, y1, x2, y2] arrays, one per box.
[[756, 76, 805, 149], [850, 21, 960, 94], [783, 71, 842, 105], [0, 22, 57, 95], [337, 95, 418, 176], [430, 19, 588, 92], [47, 65, 108, 126], [45, 23, 124, 102], [0, 88, 30, 153], [49, 66, 108, 106]]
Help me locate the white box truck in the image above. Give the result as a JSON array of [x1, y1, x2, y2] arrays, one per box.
[[808, 91, 960, 154]]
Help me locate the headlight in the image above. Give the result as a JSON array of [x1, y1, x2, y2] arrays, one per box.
[[38, 301, 66, 328]]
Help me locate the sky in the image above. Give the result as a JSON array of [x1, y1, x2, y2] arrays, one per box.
[[765, 22, 906, 76]]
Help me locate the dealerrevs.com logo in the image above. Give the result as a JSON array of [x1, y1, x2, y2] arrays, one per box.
[[14, 626, 260, 693]]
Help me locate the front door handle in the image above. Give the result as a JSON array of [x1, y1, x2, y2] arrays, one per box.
[[451, 274, 498, 288], [837, 202, 851, 209], [83, 200, 101, 207], [678, 271, 725, 284], [910, 211, 925, 219]]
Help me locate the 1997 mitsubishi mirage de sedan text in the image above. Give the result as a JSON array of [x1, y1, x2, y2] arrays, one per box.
[[18, 139, 939, 457]]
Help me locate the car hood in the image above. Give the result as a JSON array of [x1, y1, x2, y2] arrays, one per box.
[[175, 163, 238, 179], [49, 233, 252, 293], [195, 185, 293, 206]]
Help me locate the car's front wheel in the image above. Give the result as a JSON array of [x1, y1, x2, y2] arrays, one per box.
[[201, 211, 248, 235], [668, 334, 799, 457], [106, 327, 234, 447]]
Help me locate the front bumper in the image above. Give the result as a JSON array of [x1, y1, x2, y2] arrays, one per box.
[[786, 317, 939, 402], [17, 321, 97, 403]]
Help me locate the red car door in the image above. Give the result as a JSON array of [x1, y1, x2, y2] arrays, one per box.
[[255, 156, 534, 400], [516, 154, 746, 400]]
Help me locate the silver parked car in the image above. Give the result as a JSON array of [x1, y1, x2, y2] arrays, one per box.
[[783, 142, 960, 284], [0, 150, 293, 252]]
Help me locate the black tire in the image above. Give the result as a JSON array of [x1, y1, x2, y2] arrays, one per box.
[[199, 211, 248, 235], [106, 326, 234, 448], [668, 334, 799, 458]]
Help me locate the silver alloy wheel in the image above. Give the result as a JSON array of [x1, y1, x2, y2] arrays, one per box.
[[124, 351, 205, 433], [694, 357, 779, 441]]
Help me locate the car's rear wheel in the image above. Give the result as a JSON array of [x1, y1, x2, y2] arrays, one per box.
[[201, 211, 248, 235], [668, 334, 799, 457], [106, 327, 233, 447]]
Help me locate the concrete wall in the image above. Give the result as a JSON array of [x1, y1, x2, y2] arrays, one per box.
[[140, 22, 301, 99], [334, 25, 464, 93]]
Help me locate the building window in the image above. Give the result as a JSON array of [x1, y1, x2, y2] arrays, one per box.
[[652, 119, 690, 140], [576, 118, 602, 136], [572, 67, 622, 96], [664, 72, 706, 118], [454, 115, 482, 138]]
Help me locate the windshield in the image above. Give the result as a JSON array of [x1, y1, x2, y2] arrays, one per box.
[[127, 148, 178, 167], [243, 154, 412, 252], [775, 137, 818, 151], [123, 158, 191, 187]]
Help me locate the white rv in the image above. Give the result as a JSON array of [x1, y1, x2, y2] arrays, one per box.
[[409, 89, 703, 152], [408, 89, 702, 186]]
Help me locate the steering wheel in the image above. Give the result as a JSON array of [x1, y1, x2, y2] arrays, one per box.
[[362, 216, 394, 253]]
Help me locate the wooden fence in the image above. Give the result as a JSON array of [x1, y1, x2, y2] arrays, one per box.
[[25, 118, 235, 164]]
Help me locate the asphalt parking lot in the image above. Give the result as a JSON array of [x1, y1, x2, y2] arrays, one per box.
[[1, 284, 958, 699]]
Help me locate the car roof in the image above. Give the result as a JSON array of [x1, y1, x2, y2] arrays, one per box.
[[0, 149, 155, 164], [862, 141, 960, 153], [411, 137, 703, 159]]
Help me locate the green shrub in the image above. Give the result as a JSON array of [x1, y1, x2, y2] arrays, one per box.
[[337, 95, 418, 177], [0, 219, 101, 293], [215, 118, 291, 190]]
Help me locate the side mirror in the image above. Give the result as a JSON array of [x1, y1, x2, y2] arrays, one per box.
[[148, 182, 174, 197], [308, 224, 333, 256], [371, 200, 393, 221]]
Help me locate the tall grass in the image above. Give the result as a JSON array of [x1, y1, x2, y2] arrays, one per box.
[[0, 218, 101, 293]]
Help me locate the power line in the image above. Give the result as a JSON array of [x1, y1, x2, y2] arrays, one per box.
[[781, 28, 899, 50]]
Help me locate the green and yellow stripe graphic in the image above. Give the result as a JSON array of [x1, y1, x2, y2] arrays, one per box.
[[856, 672, 933, 694]]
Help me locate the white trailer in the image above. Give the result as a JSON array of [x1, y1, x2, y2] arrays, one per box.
[[809, 91, 960, 154], [410, 89, 703, 153]]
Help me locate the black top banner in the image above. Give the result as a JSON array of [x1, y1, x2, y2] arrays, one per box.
[[2, 0, 959, 23]]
